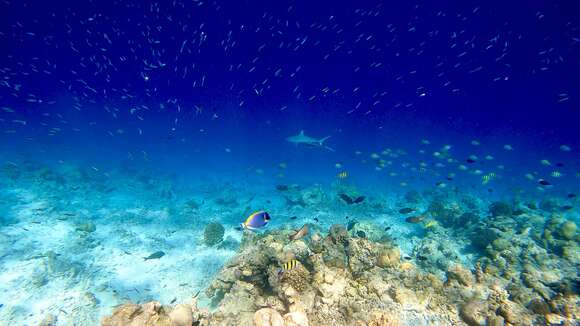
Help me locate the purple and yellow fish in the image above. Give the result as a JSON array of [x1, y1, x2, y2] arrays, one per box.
[[240, 211, 271, 231]]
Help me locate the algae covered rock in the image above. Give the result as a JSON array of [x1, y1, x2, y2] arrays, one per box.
[[76, 222, 96, 233], [446, 264, 475, 287], [366, 311, 400, 326], [169, 304, 193, 326], [203, 222, 225, 246], [348, 221, 383, 242], [471, 227, 503, 249], [329, 224, 348, 245], [284, 311, 309, 326], [460, 300, 488, 326], [377, 247, 400, 268], [539, 198, 560, 213], [301, 185, 325, 206], [346, 238, 377, 276], [103, 300, 206, 326], [498, 300, 533, 325], [491, 238, 510, 251], [253, 308, 284, 326], [102, 301, 171, 326], [558, 221, 577, 240], [280, 261, 311, 292], [459, 212, 480, 225], [489, 202, 512, 217]]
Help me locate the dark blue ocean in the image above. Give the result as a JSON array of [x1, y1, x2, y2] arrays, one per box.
[[0, 0, 578, 324]]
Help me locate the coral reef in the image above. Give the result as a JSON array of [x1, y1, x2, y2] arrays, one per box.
[[104, 215, 579, 325], [203, 221, 225, 246]]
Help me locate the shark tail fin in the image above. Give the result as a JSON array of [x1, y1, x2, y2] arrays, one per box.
[[319, 136, 333, 151], [319, 135, 331, 144]]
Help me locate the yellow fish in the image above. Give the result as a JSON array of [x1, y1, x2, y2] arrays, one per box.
[[278, 259, 299, 276], [482, 172, 496, 185], [424, 220, 438, 228], [337, 171, 348, 179], [282, 259, 298, 270]]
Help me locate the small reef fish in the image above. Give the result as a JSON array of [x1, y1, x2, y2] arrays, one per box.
[[525, 173, 535, 180], [424, 220, 438, 228], [339, 193, 365, 204], [550, 171, 562, 178], [278, 259, 299, 276], [241, 211, 271, 230], [337, 171, 348, 179], [143, 251, 165, 260], [289, 224, 309, 241], [466, 155, 477, 164], [560, 145, 571, 152], [405, 215, 425, 224], [538, 179, 552, 186], [482, 173, 496, 185], [398, 207, 416, 214]]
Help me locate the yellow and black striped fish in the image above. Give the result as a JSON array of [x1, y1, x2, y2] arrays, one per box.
[[277, 259, 299, 277], [283, 259, 298, 270], [337, 171, 348, 179]]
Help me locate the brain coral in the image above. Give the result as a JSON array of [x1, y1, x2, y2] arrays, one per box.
[[204, 222, 225, 246]]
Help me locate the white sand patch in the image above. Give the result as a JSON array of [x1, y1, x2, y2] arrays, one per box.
[[0, 198, 238, 325]]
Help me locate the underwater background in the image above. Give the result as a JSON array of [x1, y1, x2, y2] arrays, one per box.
[[0, 0, 579, 325]]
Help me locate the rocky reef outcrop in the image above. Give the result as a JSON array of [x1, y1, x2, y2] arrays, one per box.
[[101, 298, 209, 326], [104, 205, 579, 325]]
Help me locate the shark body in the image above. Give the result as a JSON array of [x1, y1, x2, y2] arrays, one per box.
[[286, 130, 334, 151]]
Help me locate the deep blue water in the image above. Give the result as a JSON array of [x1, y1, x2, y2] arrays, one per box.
[[1, 0, 579, 196], [0, 0, 579, 323]]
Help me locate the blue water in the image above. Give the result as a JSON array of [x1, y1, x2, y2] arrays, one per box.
[[0, 0, 578, 324]]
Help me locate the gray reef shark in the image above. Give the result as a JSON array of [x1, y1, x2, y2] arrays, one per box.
[[286, 130, 334, 151]]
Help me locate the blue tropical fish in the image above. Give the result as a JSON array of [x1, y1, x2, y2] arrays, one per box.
[[240, 211, 271, 230]]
